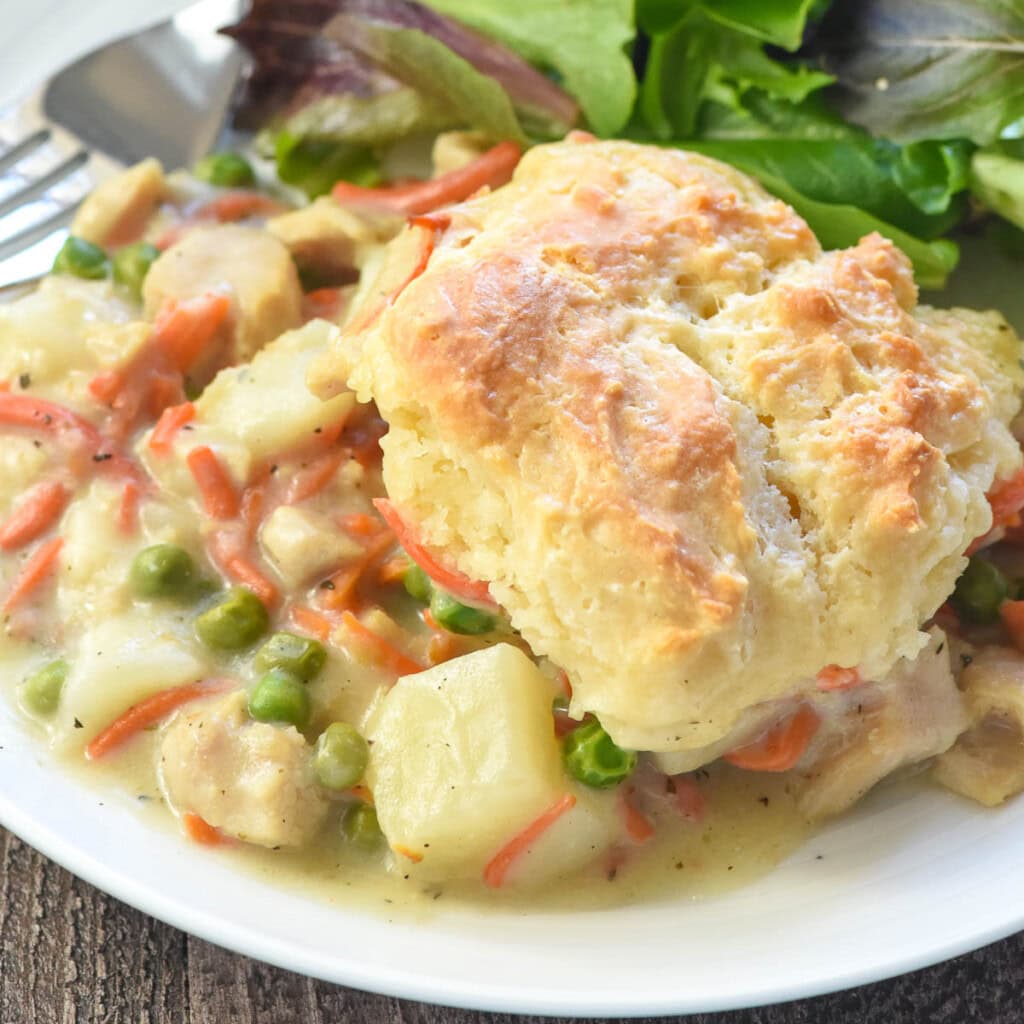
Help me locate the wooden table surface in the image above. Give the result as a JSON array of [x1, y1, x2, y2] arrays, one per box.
[[1, 827, 1022, 1024]]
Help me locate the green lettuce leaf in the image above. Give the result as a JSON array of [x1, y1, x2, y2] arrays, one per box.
[[274, 133, 383, 198], [637, 0, 816, 46], [673, 142, 960, 288], [424, 0, 637, 136], [685, 135, 970, 238], [638, 7, 831, 140], [815, 0, 1024, 146], [971, 149, 1024, 231]]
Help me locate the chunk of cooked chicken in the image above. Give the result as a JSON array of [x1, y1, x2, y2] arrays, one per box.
[[159, 691, 328, 848], [267, 198, 399, 283], [933, 645, 1024, 806], [71, 159, 165, 246], [143, 224, 302, 365], [796, 630, 967, 818]]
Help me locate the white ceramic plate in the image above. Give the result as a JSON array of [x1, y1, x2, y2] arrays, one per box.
[[2, 2, 1024, 1016]]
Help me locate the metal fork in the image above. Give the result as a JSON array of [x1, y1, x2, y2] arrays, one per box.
[[0, 0, 248, 295]]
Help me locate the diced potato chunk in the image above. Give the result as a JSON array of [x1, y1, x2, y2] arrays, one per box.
[[138, 320, 355, 496], [259, 505, 362, 587], [160, 691, 328, 848], [367, 643, 567, 879], [57, 479, 138, 627], [195, 320, 354, 458], [54, 610, 209, 748], [0, 438, 50, 517], [143, 224, 303, 363], [0, 276, 136, 389], [71, 158, 165, 246]]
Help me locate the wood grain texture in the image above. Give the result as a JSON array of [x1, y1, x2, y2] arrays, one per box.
[[2, 827, 1023, 1024]]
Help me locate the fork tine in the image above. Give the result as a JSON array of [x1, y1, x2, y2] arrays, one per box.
[[0, 203, 77, 265], [0, 129, 51, 174], [0, 149, 89, 220]]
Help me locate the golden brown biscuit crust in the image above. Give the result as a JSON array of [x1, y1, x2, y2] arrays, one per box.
[[312, 139, 1023, 752]]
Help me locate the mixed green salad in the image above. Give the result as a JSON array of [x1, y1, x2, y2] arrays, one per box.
[[223, 0, 1024, 291]]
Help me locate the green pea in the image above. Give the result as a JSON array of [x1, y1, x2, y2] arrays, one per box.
[[18, 659, 68, 717], [429, 590, 495, 635], [254, 632, 326, 682], [563, 718, 637, 789], [342, 802, 383, 848], [951, 557, 1009, 624], [111, 241, 160, 299], [313, 722, 369, 790], [403, 563, 432, 603], [130, 544, 198, 602], [248, 669, 310, 728], [194, 587, 268, 650], [194, 151, 255, 188], [52, 235, 109, 280]]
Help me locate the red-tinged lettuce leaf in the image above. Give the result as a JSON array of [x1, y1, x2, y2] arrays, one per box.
[[321, 10, 528, 144], [223, 0, 577, 140], [815, 0, 1024, 146]]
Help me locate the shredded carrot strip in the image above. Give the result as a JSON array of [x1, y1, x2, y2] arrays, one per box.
[[393, 844, 424, 863], [85, 678, 229, 760], [0, 481, 69, 551], [724, 705, 820, 773], [670, 775, 706, 823], [118, 480, 141, 535], [322, 563, 363, 612], [194, 190, 285, 223], [378, 556, 410, 585], [239, 483, 266, 544], [284, 450, 345, 505], [302, 287, 343, 322], [320, 531, 396, 612], [483, 793, 577, 888], [152, 293, 231, 373], [815, 664, 862, 692], [222, 554, 279, 608], [407, 211, 451, 231], [186, 446, 240, 519], [340, 610, 424, 677], [345, 223, 437, 334], [88, 370, 124, 405], [1001, 600, 1024, 652], [989, 468, 1024, 527], [182, 811, 227, 846], [3, 536, 63, 613], [289, 605, 338, 643], [349, 784, 374, 805], [0, 393, 138, 483], [340, 512, 382, 538], [149, 401, 195, 455], [372, 498, 497, 610], [426, 631, 461, 666], [621, 791, 655, 844], [332, 142, 521, 216]]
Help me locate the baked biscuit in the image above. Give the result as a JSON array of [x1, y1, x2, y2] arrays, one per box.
[[311, 139, 1024, 753]]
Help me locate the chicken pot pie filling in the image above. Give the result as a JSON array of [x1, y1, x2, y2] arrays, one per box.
[[2, 138, 1023, 900]]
